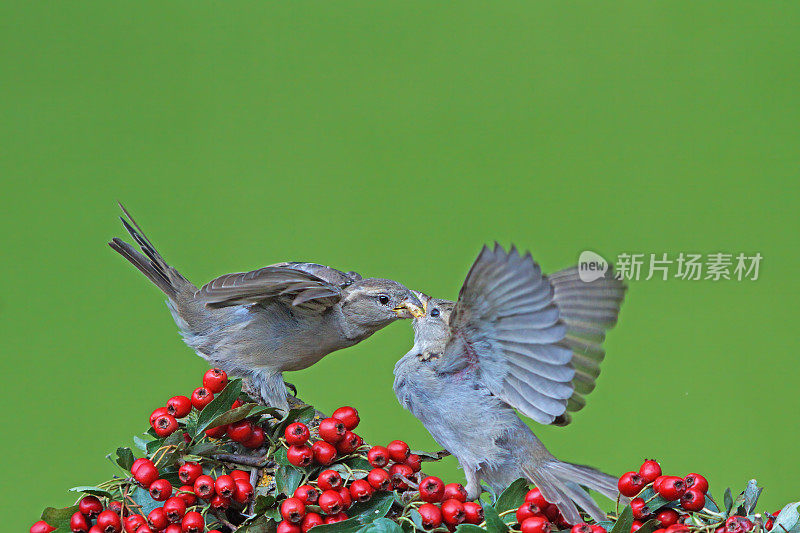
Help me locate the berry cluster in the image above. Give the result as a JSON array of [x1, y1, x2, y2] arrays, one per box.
[[617, 460, 780, 533], [30, 369, 793, 533]]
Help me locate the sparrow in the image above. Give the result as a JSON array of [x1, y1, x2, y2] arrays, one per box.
[[109, 205, 425, 412], [393, 244, 625, 524]]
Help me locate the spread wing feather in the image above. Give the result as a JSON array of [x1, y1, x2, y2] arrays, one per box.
[[197, 262, 357, 311], [437, 244, 625, 426]]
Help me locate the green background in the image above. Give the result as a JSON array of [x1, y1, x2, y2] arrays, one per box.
[[2, 2, 798, 529]]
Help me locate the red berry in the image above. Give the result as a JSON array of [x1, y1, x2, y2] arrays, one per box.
[[618, 471, 646, 497], [324, 512, 349, 524], [389, 463, 415, 490], [657, 509, 680, 527], [367, 446, 390, 468], [71, 511, 90, 532], [281, 497, 307, 522], [301, 513, 323, 533], [517, 502, 544, 523], [336, 431, 362, 454], [165, 527, 182, 533], [319, 489, 344, 514], [419, 476, 445, 503], [631, 521, 644, 533], [666, 526, 690, 533], [190, 387, 214, 410], [150, 478, 173, 501], [134, 461, 160, 488], [526, 488, 549, 508], [147, 508, 168, 531], [203, 368, 228, 393], [312, 441, 337, 465], [463, 502, 484, 524], [349, 479, 374, 502], [176, 486, 197, 507], [572, 524, 593, 533], [639, 460, 662, 484], [285, 423, 311, 446], [243, 425, 266, 449], [97, 511, 122, 533], [277, 521, 302, 533], [30, 521, 56, 533], [318, 418, 346, 444], [544, 505, 560, 523], [150, 407, 169, 428], [405, 454, 422, 472], [631, 498, 652, 519], [680, 488, 705, 512], [318, 469, 343, 490], [124, 515, 146, 533], [230, 469, 250, 482], [166, 396, 192, 418], [726, 517, 754, 533], [79, 496, 103, 518], [367, 468, 391, 491], [653, 476, 667, 493], [338, 487, 352, 510], [181, 511, 204, 533], [332, 406, 360, 430], [154, 414, 179, 437], [178, 462, 203, 485], [657, 476, 686, 501], [591, 526, 608, 533], [234, 480, 254, 504], [205, 424, 227, 439], [294, 485, 320, 504], [227, 420, 254, 443], [387, 440, 411, 462], [211, 494, 231, 510], [215, 474, 236, 498], [441, 499, 466, 526], [521, 517, 552, 533], [684, 473, 709, 494], [163, 496, 187, 523], [193, 474, 215, 500], [443, 483, 468, 503], [287, 444, 314, 467], [418, 503, 443, 529]]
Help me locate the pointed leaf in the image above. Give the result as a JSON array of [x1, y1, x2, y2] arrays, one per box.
[[772, 502, 800, 533], [116, 447, 135, 470], [41, 505, 80, 526], [744, 480, 762, 514], [495, 478, 529, 514], [456, 526, 488, 533], [724, 488, 733, 515], [482, 502, 509, 533], [69, 486, 113, 499], [611, 507, 634, 533], [194, 378, 243, 436], [275, 464, 303, 496], [357, 518, 404, 533]]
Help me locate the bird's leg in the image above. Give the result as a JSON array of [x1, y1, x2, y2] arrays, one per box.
[[463, 466, 483, 501]]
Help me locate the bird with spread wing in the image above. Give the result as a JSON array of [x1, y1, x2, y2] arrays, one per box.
[[393, 244, 625, 524], [109, 205, 424, 412]]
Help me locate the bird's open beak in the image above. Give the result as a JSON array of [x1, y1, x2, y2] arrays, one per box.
[[393, 299, 425, 319]]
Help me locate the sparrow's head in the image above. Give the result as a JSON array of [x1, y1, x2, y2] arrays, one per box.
[[407, 293, 456, 360], [340, 278, 425, 330]]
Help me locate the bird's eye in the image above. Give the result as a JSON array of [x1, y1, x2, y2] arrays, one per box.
[[430, 308, 440, 317], [378, 294, 390, 305]]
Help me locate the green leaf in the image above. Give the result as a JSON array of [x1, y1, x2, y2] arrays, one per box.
[[409, 509, 425, 531], [633, 520, 660, 533], [348, 491, 396, 524], [116, 447, 135, 470], [253, 494, 277, 514], [134, 434, 153, 452], [495, 478, 528, 514], [194, 378, 243, 436], [456, 526, 488, 533], [744, 479, 762, 515], [235, 514, 277, 533], [611, 507, 634, 533], [41, 505, 79, 526], [274, 447, 290, 466], [357, 518, 404, 533], [275, 464, 304, 496], [482, 502, 509, 533], [724, 488, 733, 515], [772, 502, 800, 533], [69, 486, 113, 498], [203, 403, 278, 432], [188, 441, 222, 456], [309, 519, 367, 533]]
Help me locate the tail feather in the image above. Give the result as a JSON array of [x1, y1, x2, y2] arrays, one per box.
[[522, 459, 620, 524], [108, 204, 188, 298]]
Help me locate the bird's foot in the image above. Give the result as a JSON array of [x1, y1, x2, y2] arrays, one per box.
[[284, 381, 298, 397]]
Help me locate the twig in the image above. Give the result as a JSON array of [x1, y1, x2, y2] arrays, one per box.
[[213, 453, 268, 467], [212, 509, 237, 531]]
